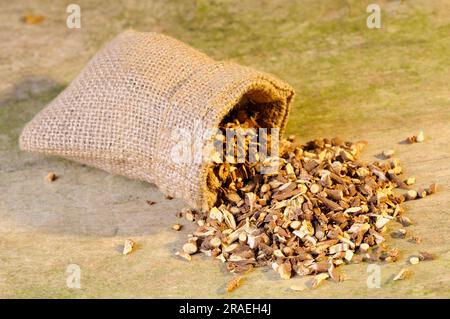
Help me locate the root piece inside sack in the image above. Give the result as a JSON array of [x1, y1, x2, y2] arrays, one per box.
[[205, 97, 275, 209], [182, 108, 431, 283]]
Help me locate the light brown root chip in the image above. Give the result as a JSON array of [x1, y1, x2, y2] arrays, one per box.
[[45, 172, 57, 182], [175, 251, 192, 261], [311, 273, 329, 288], [226, 276, 244, 292], [416, 131, 424, 143], [397, 216, 413, 227], [172, 224, 182, 231], [408, 236, 422, 244], [418, 251, 434, 261], [183, 242, 198, 255], [417, 187, 427, 198], [382, 149, 395, 158], [185, 211, 195, 222], [290, 282, 308, 292], [122, 239, 136, 255], [427, 183, 437, 195], [391, 229, 407, 239], [328, 264, 344, 282], [23, 14, 45, 25], [393, 268, 410, 281], [405, 190, 417, 201], [278, 262, 292, 280]]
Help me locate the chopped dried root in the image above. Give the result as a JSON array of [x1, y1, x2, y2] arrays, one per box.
[[176, 251, 192, 261], [122, 239, 136, 255], [45, 172, 57, 182], [393, 268, 410, 281], [382, 149, 395, 158], [226, 276, 244, 292], [172, 224, 182, 231], [311, 273, 329, 288], [416, 131, 424, 143], [173, 110, 432, 285], [183, 242, 198, 255], [418, 251, 434, 261]]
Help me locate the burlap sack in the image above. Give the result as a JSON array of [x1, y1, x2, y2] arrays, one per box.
[[19, 30, 294, 210]]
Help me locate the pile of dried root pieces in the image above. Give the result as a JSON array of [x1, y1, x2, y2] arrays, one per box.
[[175, 114, 435, 284]]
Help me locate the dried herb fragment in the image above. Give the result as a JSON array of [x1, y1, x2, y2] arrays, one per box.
[[311, 273, 329, 288], [416, 131, 424, 143], [45, 172, 57, 182], [172, 224, 182, 231], [226, 276, 244, 292], [418, 251, 434, 261], [122, 239, 136, 255], [183, 242, 198, 255], [382, 149, 395, 158], [391, 229, 407, 239], [408, 236, 422, 244], [23, 14, 45, 24], [393, 268, 410, 281]]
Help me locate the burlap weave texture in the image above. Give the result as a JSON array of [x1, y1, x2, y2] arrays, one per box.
[[19, 30, 294, 209]]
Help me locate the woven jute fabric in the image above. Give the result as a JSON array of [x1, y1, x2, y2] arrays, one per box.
[[19, 30, 294, 209]]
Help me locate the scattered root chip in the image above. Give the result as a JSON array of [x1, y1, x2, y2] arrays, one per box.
[[311, 273, 329, 288], [146, 200, 156, 206], [391, 229, 407, 239], [176, 251, 192, 261], [382, 149, 395, 158], [409, 256, 420, 265], [405, 131, 424, 144], [226, 276, 244, 292], [185, 211, 195, 222], [172, 223, 182, 231], [406, 136, 416, 144], [328, 264, 344, 282], [122, 239, 136, 255], [45, 172, 57, 182], [427, 183, 437, 194], [183, 242, 198, 255], [290, 282, 308, 292], [405, 190, 417, 201], [359, 243, 370, 253], [23, 14, 45, 24], [416, 131, 424, 143], [397, 216, 413, 227], [278, 262, 292, 280], [417, 187, 427, 198], [408, 236, 422, 244], [344, 250, 354, 262], [418, 251, 434, 261], [393, 268, 410, 281]]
